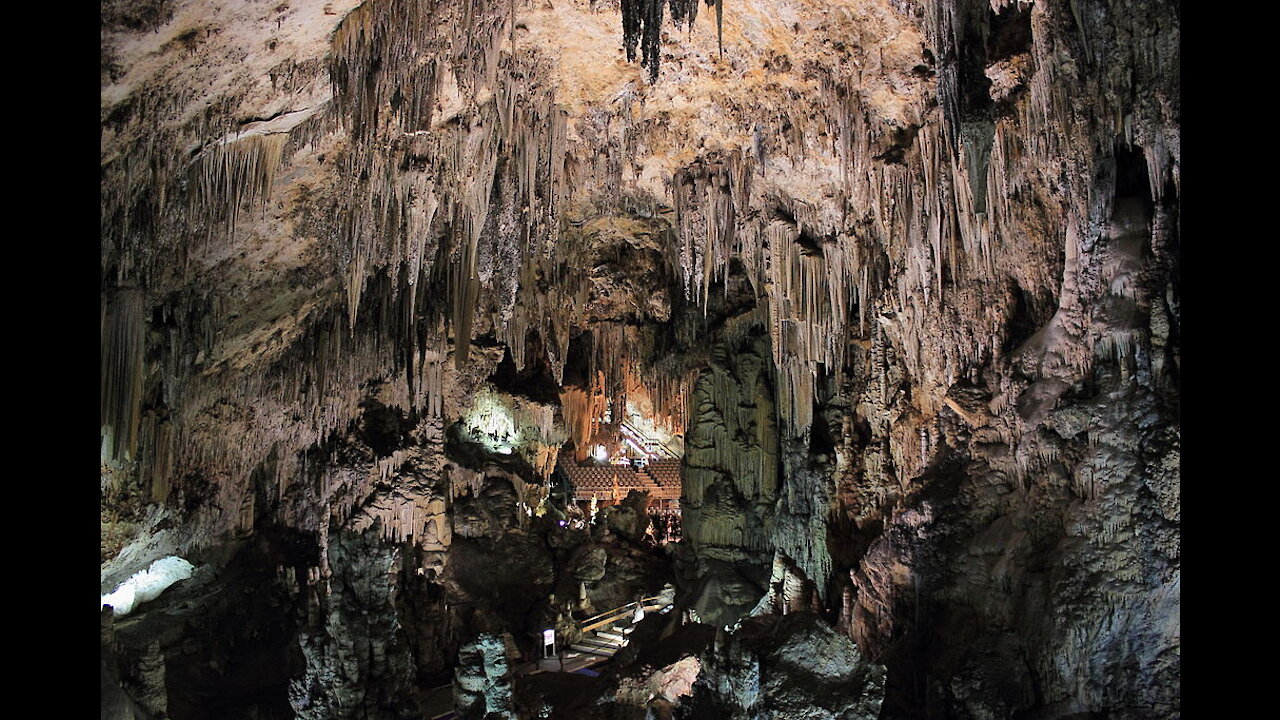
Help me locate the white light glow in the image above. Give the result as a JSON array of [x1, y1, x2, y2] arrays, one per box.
[[466, 390, 518, 454], [479, 411, 514, 439], [101, 556, 195, 617], [593, 444, 608, 461]]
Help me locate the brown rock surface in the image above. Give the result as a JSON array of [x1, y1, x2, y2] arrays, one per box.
[[102, 0, 1179, 717]]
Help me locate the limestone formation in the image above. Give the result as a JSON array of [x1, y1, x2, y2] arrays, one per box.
[[101, 0, 1179, 717]]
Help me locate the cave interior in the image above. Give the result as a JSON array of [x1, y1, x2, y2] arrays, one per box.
[[100, 0, 1180, 718]]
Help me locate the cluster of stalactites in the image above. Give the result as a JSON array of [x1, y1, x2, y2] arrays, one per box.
[[328, 0, 509, 144], [560, 322, 691, 461], [620, 0, 718, 81], [101, 289, 146, 466], [667, 0, 702, 28], [633, 370, 697, 445], [191, 131, 288, 240], [660, 37, 1176, 441], [560, 385, 607, 462], [672, 152, 754, 308], [102, 0, 580, 514], [763, 220, 866, 437], [621, 0, 666, 82], [592, 322, 631, 429], [101, 127, 292, 484], [328, 0, 571, 380], [669, 149, 874, 439], [158, 300, 433, 525], [351, 487, 451, 546]]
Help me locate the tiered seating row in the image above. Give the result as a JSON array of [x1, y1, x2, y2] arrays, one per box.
[[565, 461, 683, 501]]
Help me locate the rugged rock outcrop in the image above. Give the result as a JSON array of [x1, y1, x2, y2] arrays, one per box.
[[454, 633, 518, 720], [682, 612, 885, 720]]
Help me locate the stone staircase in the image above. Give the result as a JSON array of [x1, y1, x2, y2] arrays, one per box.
[[563, 586, 673, 664], [567, 625, 633, 659]]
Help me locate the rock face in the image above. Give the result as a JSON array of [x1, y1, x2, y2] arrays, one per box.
[[454, 634, 517, 720], [101, 0, 1179, 718], [682, 612, 886, 720]]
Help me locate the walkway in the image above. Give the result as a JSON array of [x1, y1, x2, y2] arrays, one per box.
[[422, 586, 675, 718], [522, 585, 675, 675]]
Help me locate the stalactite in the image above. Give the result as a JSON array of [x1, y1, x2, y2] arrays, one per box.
[[101, 289, 146, 464], [192, 131, 287, 238], [667, 0, 700, 28], [621, 0, 666, 82], [100, 0, 1180, 607], [560, 386, 607, 461], [713, 0, 724, 57]]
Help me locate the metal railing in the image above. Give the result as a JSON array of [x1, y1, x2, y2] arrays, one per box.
[[577, 593, 667, 634], [619, 421, 680, 459]]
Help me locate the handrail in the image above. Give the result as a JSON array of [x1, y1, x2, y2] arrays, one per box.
[[580, 605, 663, 634], [582, 601, 662, 627], [619, 421, 679, 459], [578, 595, 663, 627]]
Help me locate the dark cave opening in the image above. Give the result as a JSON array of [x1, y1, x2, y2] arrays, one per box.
[[1003, 283, 1055, 357], [490, 340, 563, 405], [809, 401, 837, 459], [796, 226, 829, 256], [1113, 143, 1155, 222], [957, 26, 993, 121], [358, 398, 418, 458], [108, 528, 319, 720], [561, 330, 594, 390], [875, 123, 922, 165], [988, 3, 1033, 63]]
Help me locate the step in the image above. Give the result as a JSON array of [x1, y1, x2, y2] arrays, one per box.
[[570, 643, 616, 657], [596, 631, 626, 643], [576, 637, 620, 650]]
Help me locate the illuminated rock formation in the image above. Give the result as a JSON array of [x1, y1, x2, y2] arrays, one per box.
[[101, 0, 1179, 717]]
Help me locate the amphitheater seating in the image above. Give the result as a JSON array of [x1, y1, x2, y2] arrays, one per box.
[[565, 459, 682, 505]]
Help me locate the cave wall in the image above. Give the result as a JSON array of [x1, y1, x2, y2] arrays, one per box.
[[101, 0, 1179, 717]]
